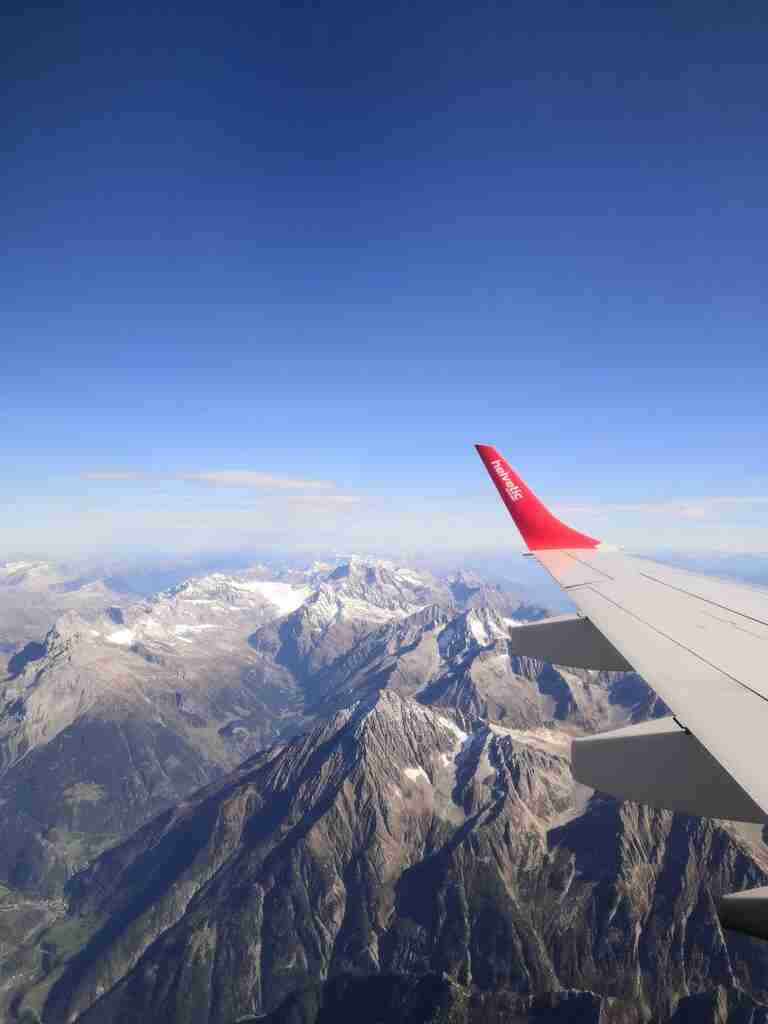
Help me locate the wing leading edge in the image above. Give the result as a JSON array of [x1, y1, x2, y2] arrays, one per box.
[[475, 443, 768, 940]]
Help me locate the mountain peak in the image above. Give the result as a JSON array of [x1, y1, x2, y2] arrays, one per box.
[[40, 691, 582, 1022], [437, 604, 510, 658], [351, 688, 468, 739]]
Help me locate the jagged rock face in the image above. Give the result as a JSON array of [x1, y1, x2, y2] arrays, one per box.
[[248, 560, 453, 683], [38, 695, 571, 1022], [447, 570, 547, 622], [30, 693, 768, 1024], [256, 973, 608, 1024], [669, 985, 768, 1023], [542, 802, 768, 1019], [294, 603, 653, 737]]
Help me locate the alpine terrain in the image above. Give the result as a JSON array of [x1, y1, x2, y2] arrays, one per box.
[[0, 557, 766, 1023]]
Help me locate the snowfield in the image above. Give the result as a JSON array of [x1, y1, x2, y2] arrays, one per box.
[[105, 629, 135, 646], [231, 580, 312, 614]]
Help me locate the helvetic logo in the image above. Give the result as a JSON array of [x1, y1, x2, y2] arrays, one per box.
[[490, 459, 523, 502]]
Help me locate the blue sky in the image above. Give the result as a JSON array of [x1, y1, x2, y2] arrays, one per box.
[[3, 1, 768, 560]]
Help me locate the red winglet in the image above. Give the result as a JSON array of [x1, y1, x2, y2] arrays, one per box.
[[475, 444, 600, 551]]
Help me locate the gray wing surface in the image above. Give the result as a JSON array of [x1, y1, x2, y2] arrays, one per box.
[[475, 443, 768, 940], [536, 547, 768, 816]]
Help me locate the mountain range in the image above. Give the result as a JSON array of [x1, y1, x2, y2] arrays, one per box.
[[0, 556, 765, 1023]]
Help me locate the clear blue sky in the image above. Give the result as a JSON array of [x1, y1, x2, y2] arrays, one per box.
[[3, 1, 768, 559]]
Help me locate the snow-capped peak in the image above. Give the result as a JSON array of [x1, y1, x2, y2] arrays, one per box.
[[437, 605, 510, 657]]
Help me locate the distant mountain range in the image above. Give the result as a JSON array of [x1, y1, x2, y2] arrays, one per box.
[[1, 556, 767, 1023], [0, 561, 128, 660], [0, 559, 555, 899]]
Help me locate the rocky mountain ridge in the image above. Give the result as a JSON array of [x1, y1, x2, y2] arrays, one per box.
[[0, 555, 732, 1024], [0, 560, 549, 897], [10, 691, 768, 1024]]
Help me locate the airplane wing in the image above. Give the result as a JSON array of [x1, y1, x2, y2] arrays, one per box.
[[475, 443, 768, 940]]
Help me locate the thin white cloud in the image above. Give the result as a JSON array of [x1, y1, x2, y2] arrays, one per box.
[[8, 486, 768, 561], [558, 496, 768, 520], [178, 471, 334, 490], [82, 471, 147, 481], [228, 493, 363, 508], [82, 470, 335, 490], [281, 494, 362, 505]]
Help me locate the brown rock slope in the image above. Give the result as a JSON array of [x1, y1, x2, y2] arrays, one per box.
[[20, 693, 768, 1024]]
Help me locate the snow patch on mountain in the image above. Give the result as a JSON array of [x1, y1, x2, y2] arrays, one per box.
[[489, 722, 571, 752], [105, 628, 134, 646], [437, 607, 510, 657], [468, 613, 504, 645], [436, 715, 469, 744], [335, 596, 406, 623], [232, 580, 311, 614], [391, 568, 430, 586]]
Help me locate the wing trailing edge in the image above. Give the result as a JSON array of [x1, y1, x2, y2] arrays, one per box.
[[719, 888, 768, 941], [571, 718, 765, 823], [509, 614, 632, 671]]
